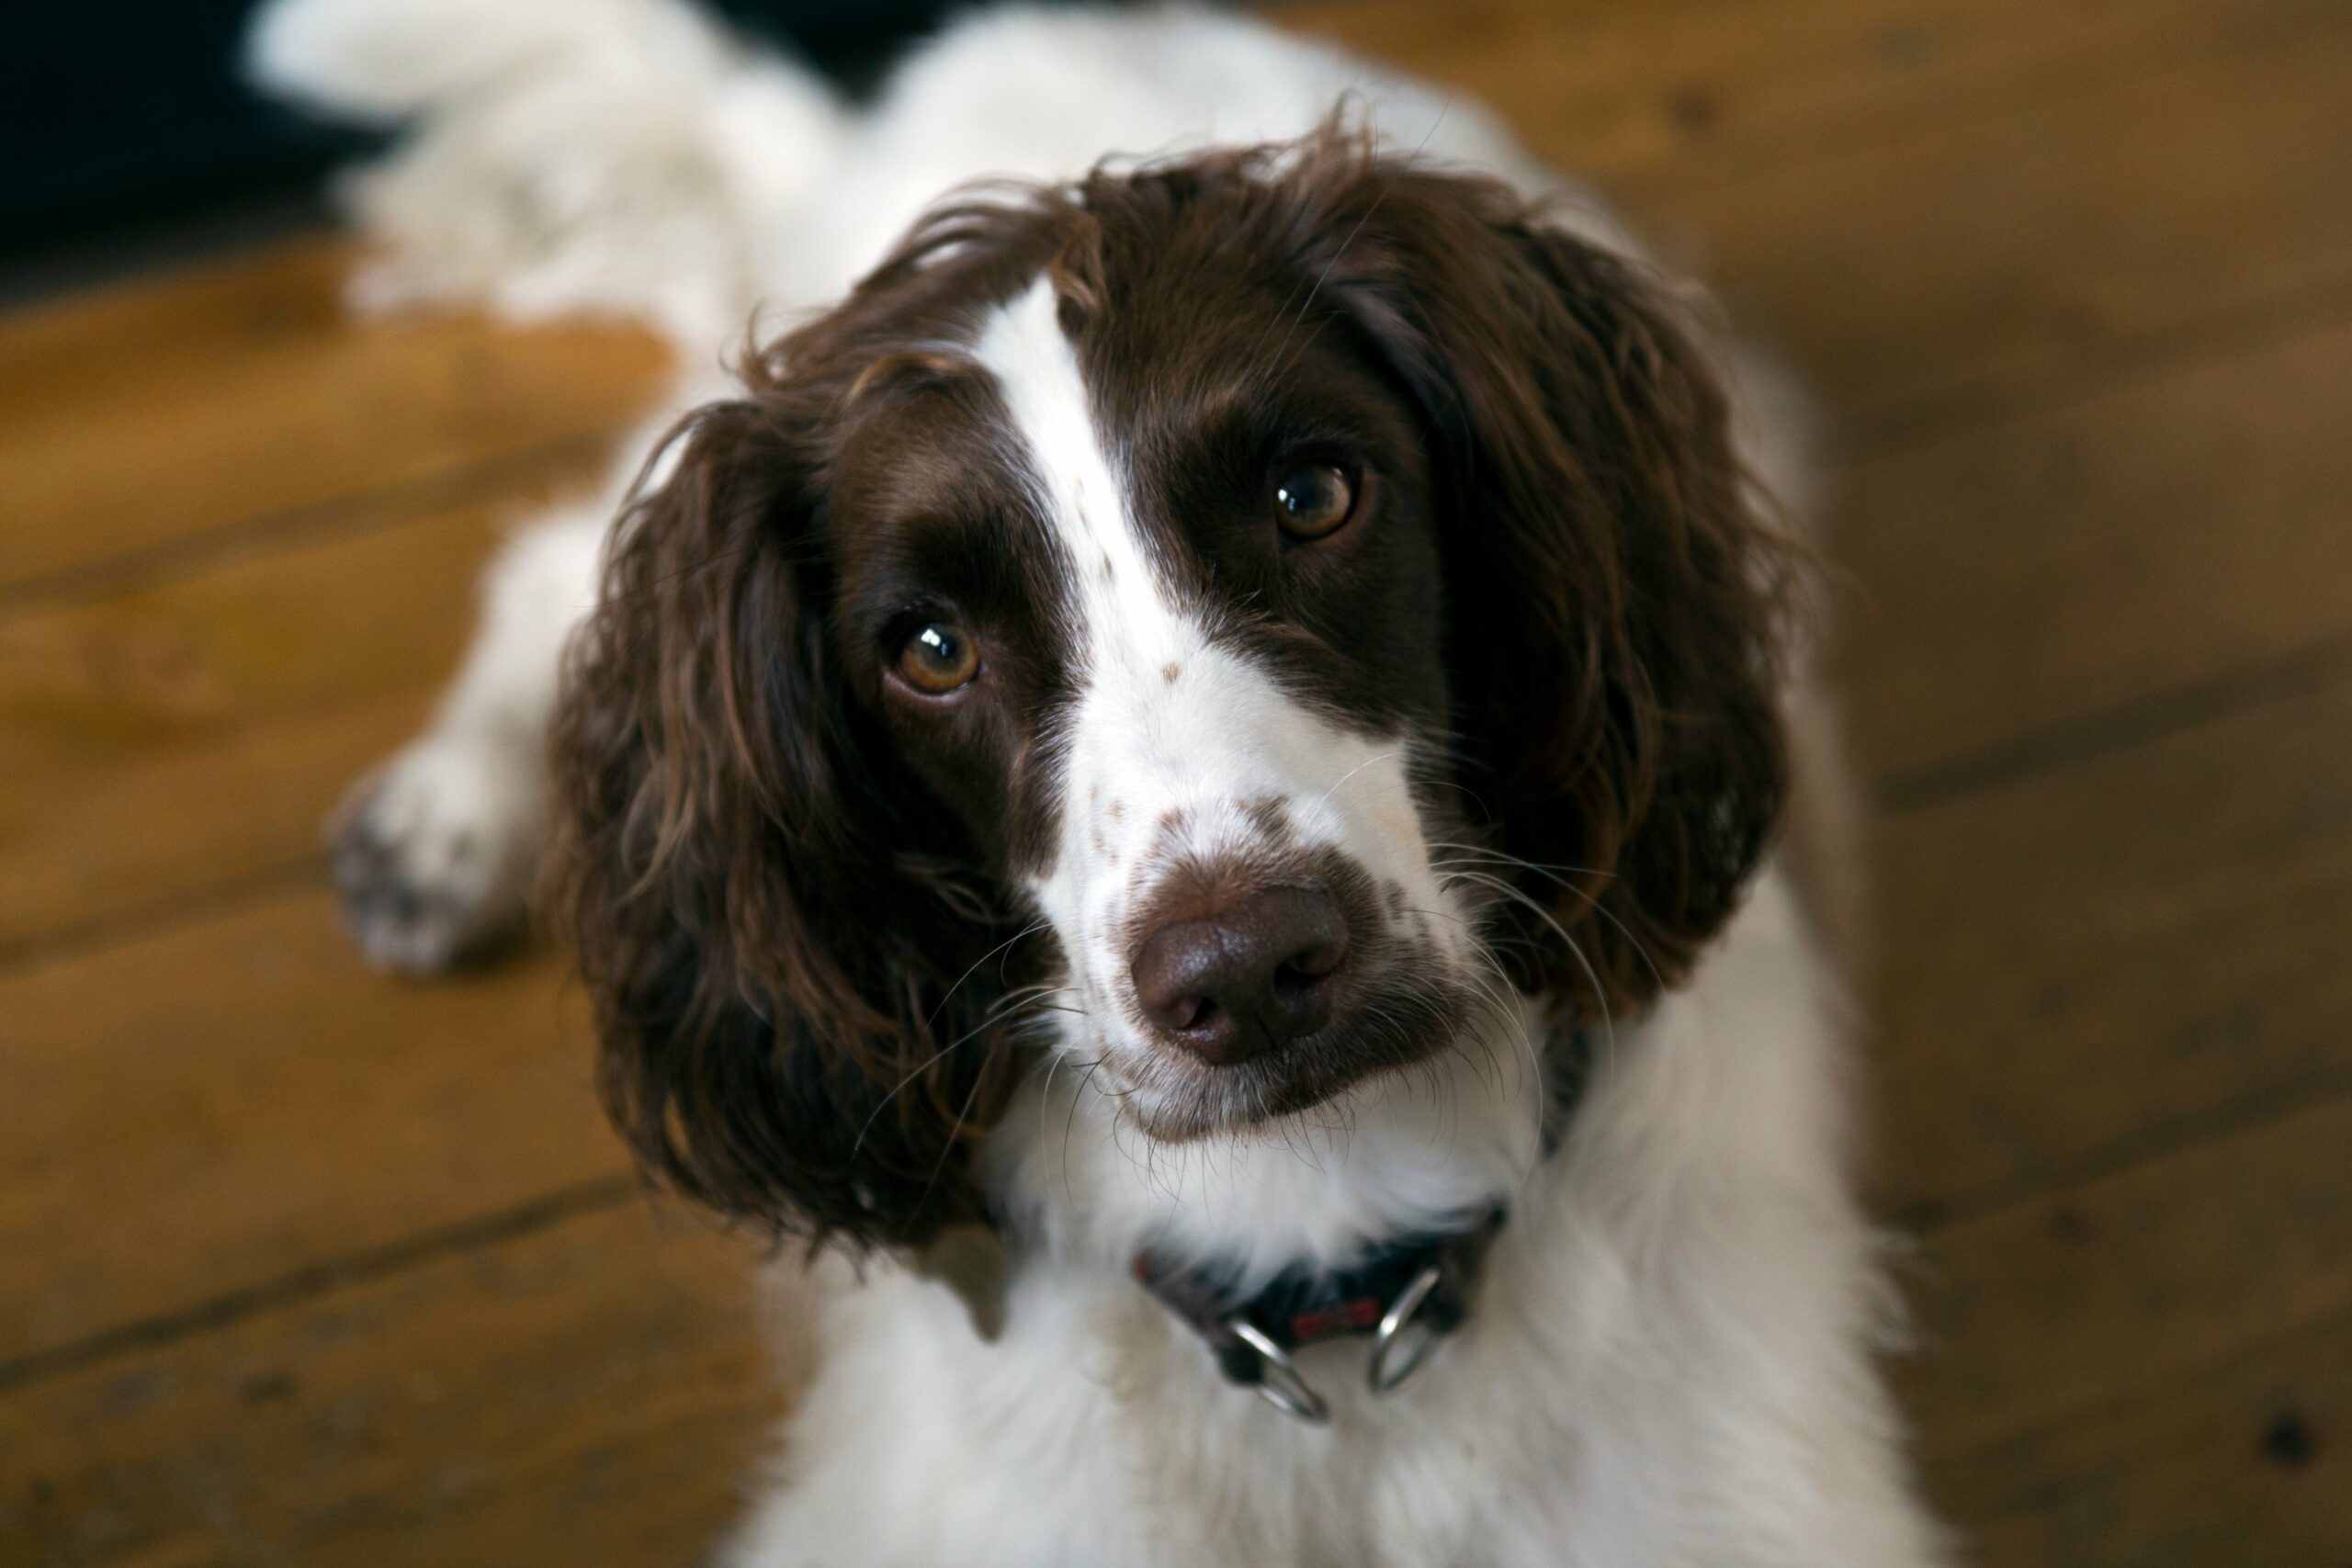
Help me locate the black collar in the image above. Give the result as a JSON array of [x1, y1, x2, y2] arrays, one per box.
[[1132, 1023, 1595, 1422]]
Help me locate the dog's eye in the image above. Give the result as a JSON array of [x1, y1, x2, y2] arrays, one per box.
[[1272, 464, 1357, 541], [897, 621, 980, 694]]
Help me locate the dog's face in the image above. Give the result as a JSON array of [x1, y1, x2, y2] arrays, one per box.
[[556, 136, 1791, 1248], [834, 259, 1473, 1141]]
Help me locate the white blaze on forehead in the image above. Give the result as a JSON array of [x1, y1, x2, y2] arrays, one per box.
[[974, 278, 1191, 675], [973, 276, 1468, 1021]]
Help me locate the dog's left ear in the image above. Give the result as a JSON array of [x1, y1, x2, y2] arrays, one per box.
[[548, 388, 1024, 1257], [1307, 150, 1792, 1013]]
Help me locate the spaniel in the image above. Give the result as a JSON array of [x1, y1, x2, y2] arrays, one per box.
[[254, 2, 1942, 1562]]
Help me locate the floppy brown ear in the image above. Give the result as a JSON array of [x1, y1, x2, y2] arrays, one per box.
[[549, 396, 1023, 1253], [1312, 152, 1792, 1014]]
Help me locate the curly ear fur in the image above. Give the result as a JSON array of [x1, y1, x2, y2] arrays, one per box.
[[1278, 138, 1793, 1015], [550, 388, 1026, 1254], [554, 132, 1789, 1249]]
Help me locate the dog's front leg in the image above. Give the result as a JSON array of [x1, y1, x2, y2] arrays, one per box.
[[327, 491, 612, 973]]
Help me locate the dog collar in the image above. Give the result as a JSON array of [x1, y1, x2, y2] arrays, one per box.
[[1134, 1202, 1508, 1422], [1133, 1023, 1595, 1423]]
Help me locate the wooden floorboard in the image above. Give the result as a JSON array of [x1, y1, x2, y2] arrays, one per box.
[[5, 0, 2350, 1562], [1284, 0, 2330, 200], [1838, 311, 2352, 780], [0, 477, 592, 954], [1905, 1090, 2352, 1471], [1929, 1307, 2352, 1568], [0, 1204, 775, 1568], [1912, 1083, 2352, 1566], [14, 164, 2352, 960], [0, 892, 612, 1374], [0, 239, 667, 602], [1641, 11, 2352, 438], [1872, 655, 2352, 1220]]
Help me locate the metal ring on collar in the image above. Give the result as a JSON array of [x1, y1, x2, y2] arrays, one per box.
[[1367, 1262, 1446, 1393], [1227, 1319, 1330, 1425]]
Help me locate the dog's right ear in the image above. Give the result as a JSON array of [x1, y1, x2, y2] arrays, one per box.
[[549, 394, 1018, 1254], [1268, 138, 1794, 1018]]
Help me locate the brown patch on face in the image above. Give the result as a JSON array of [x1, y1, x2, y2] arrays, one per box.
[[1239, 795, 1292, 844], [1042, 153, 1453, 755], [1124, 846, 1288, 938], [831, 383, 1081, 880], [1161, 662, 1181, 684]]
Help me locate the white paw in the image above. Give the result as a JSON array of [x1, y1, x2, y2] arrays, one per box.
[[327, 730, 542, 976]]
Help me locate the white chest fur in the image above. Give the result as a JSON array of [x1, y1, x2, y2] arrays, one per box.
[[724, 873, 1940, 1568]]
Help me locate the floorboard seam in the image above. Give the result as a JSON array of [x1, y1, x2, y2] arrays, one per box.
[[1838, 269, 2352, 465], [1914, 1293, 2352, 1474], [0, 425, 631, 625], [0, 854, 327, 978], [1871, 627, 2352, 815], [0, 1174, 641, 1399], [1902, 1059, 2352, 1236]]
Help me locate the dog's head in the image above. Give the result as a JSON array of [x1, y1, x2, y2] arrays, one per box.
[[553, 133, 1791, 1250]]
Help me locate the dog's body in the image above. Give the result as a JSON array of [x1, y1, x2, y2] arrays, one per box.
[[254, 4, 1939, 1563], [746, 874, 1918, 1568]]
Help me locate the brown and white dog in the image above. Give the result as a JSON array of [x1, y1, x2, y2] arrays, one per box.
[[255, 2, 1940, 1562]]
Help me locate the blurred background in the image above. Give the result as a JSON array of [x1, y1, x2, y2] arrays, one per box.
[[0, 0, 950, 285], [3, 1, 2347, 1564]]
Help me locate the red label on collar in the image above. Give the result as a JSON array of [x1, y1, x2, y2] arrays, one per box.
[[1288, 1297, 1384, 1344]]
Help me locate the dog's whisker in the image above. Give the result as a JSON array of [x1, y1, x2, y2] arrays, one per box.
[[927, 919, 1052, 1028], [850, 982, 1064, 1157]]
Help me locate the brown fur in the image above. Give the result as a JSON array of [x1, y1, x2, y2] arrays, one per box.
[[1247, 141, 1795, 1012], [549, 128, 1792, 1253]]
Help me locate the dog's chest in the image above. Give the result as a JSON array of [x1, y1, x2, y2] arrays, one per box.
[[864, 1257, 1549, 1567]]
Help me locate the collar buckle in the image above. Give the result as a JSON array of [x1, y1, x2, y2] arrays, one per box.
[[1226, 1318, 1332, 1424], [1365, 1260, 1447, 1393], [1215, 1252, 1452, 1425], [1137, 1202, 1507, 1424]]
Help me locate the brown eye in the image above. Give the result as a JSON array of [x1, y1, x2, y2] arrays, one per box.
[[897, 621, 980, 694], [1272, 464, 1357, 540]]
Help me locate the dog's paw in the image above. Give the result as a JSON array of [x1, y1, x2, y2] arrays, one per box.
[[328, 731, 541, 976]]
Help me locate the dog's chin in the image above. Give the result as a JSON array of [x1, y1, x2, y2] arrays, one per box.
[[1112, 972, 1483, 1145]]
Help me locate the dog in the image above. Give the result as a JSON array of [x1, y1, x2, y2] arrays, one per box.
[[253, 2, 1942, 1562]]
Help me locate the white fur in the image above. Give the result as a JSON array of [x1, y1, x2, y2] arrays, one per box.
[[251, 0, 845, 343], [735, 879, 1936, 1567], [260, 2, 1942, 1561], [976, 278, 1482, 1147]]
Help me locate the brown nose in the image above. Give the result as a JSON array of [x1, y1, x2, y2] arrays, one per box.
[[1130, 885, 1351, 1066]]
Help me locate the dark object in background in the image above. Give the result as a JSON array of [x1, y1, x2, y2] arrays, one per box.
[[0, 0, 956, 275]]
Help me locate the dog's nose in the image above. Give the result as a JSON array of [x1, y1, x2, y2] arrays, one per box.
[[1130, 885, 1351, 1066]]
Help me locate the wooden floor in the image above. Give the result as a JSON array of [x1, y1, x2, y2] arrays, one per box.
[[5, 0, 2349, 1561]]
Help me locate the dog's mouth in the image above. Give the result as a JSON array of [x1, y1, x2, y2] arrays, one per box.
[[1110, 950, 1481, 1141]]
